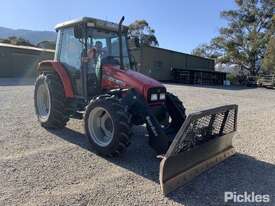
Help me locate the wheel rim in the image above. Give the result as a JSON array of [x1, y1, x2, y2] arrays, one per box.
[[88, 107, 114, 147], [36, 81, 51, 120]]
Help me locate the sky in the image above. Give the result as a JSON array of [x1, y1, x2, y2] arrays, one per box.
[[0, 0, 237, 53]]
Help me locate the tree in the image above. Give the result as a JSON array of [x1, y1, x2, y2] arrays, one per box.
[[37, 41, 56, 50], [262, 15, 275, 73], [0, 36, 34, 47], [192, 37, 226, 59], [128, 20, 159, 47], [262, 37, 275, 73], [192, 0, 274, 75], [192, 44, 211, 58]]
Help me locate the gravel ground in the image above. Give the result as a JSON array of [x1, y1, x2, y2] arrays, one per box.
[[0, 78, 275, 206]]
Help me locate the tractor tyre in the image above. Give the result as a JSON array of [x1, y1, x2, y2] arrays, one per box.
[[84, 96, 131, 157], [166, 92, 186, 130], [34, 73, 69, 129], [166, 92, 186, 118]]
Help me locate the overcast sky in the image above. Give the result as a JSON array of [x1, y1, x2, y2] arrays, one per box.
[[0, 0, 237, 53]]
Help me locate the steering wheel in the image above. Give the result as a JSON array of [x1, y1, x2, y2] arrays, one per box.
[[101, 56, 120, 65]]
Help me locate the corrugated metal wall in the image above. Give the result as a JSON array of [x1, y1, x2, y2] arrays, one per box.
[[0, 43, 54, 77], [131, 46, 215, 81]]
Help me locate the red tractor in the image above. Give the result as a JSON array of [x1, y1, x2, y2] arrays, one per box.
[[34, 17, 238, 195]]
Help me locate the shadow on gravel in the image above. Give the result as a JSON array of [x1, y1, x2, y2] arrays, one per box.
[[48, 126, 161, 181], [48, 127, 91, 151], [0, 78, 34, 86], [48, 126, 160, 182], [49, 127, 275, 205], [163, 82, 258, 91], [167, 154, 275, 206]]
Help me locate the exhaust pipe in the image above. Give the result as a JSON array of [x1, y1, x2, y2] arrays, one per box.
[[118, 16, 125, 69]]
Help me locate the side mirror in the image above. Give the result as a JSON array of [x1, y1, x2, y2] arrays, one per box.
[[74, 24, 84, 39], [130, 54, 137, 71], [134, 37, 140, 48], [127, 37, 140, 49]]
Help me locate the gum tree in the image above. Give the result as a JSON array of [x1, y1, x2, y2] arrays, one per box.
[[192, 0, 274, 75], [128, 20, 159, 47]]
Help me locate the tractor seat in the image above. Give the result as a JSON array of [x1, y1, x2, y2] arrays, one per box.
[[87, 73, 99, 97]]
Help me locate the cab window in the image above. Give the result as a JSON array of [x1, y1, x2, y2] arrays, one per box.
[[59, 28, 83, 70]]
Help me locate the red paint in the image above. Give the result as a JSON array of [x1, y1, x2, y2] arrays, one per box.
[[101, 65, 165, 101], [38, 60, 74, 98], [37, 61, 165, 101]]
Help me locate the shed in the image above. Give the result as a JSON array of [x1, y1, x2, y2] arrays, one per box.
[[0, 43, 54, 77], [130, 45, 225, 85]]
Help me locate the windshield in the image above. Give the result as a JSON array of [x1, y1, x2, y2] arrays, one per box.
[[86, 28, 130, 69]]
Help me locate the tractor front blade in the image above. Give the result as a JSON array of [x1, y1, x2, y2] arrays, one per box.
[[159, 104, 238, 195]]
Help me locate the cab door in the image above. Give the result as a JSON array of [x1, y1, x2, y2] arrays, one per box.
[[56, 27, 84, 96]]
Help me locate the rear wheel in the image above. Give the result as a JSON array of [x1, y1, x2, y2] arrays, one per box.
[[84, 96, 131, 157], [34, 73, 69, 129]]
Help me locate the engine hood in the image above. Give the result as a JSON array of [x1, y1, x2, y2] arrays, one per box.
[[102, 65, 165, 99], [125, 69, 163, 88]]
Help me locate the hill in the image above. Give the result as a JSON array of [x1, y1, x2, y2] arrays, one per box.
[[0, 26, 57, 44]]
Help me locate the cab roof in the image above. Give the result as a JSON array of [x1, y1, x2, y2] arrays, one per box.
[[55, 17, 128, 33]]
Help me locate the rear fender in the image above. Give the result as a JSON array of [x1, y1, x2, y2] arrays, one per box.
[[37, 60, 74, 98]]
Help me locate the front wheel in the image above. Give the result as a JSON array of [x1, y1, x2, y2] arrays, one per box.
[[84, 96, 131, 157], [165, 92, 186, 130]]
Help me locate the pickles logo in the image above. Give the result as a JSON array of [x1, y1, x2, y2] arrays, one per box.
[[224, 192, 270, 203]]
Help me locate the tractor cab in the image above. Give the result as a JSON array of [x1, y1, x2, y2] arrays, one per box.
[[54, 17, 135, 99]]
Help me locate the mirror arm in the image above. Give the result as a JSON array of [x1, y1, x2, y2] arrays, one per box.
[[81, 23, 88, 101], [130, 54, 137, 71]]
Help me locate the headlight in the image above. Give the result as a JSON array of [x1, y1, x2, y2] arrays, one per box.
[[150, 94, 158, 101], [159, 93, 166, 100]]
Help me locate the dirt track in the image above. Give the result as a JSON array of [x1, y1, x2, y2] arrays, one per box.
[[0, 78, 275, 206]]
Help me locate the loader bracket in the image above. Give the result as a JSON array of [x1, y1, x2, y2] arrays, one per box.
[[121, 89, 173, 154]]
